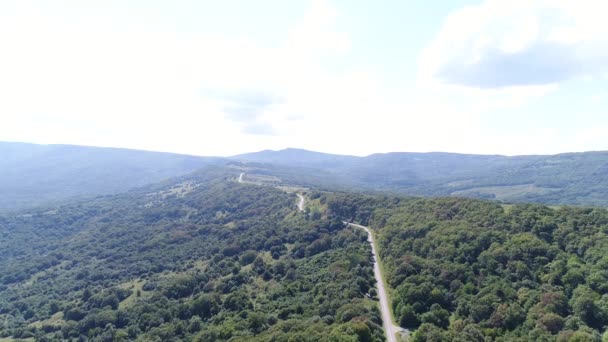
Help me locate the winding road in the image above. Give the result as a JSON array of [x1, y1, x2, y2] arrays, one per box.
[[296, 193, 305, 212], [237, 173, 401, 341], [239, 172, 304, 212], [345, 222, 406, 342]]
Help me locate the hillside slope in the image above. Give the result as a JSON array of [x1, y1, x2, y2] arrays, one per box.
[[0, 167, 383, 341], [0, 142, 222, 211]]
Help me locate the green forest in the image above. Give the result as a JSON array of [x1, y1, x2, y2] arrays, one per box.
[[327, 194, 608, 341], [0, 169, 383, 341], [3, 165, 608, 341]]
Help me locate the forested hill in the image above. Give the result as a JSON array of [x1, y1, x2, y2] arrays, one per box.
[[3, 162, 608, 341], [0, 142, 222, 211], [0, 167, 383, 341], [234, 148, 608, 207], [327, 194, 608, 341], [5, 142, 608, 210]]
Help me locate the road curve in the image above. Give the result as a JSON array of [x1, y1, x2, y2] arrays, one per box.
[[296, 193, 305, 211], [238, 173, 304, 212], [237, 173, 398, 339], [345, 222, 405, 342]]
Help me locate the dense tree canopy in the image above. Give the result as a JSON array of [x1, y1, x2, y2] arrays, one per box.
[[4, 165, 608, 342], [327, 194, 608, 341], [0, 171, 383, 341]]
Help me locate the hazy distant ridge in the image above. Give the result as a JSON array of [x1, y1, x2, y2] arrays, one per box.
[[0, 142, 220, 210], [234, 148, 608, 206], [3, 142, 608, 210]]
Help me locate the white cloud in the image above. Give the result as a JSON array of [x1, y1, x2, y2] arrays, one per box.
[[0, 0, 364, 155], [2, 0, 466, 158], [419, 0, 608, 89], [2, 0, 607, 157]]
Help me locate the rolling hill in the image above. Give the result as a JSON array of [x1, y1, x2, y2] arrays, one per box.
[[2, 164, 607, 341], [4, 142, 608, 211], [0, 142, 222, 211], [234, 148, 608, 206], [0, 166, 383, 341]]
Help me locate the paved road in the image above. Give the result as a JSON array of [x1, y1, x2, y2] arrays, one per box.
[[236, 174, 400, 340], [238, 173, 304, 212], [345, 222, 405, 342], [296, 193, 305, 211]]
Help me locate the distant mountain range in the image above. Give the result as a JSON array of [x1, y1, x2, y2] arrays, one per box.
[[2, 142, 608, 210], [0, 142, 221, 210], [234, 148, 608, 206]]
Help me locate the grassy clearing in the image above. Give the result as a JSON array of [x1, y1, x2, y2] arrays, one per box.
[[277, 185, 308, 193], [501, 204, 514, 213], [452, 184, 559, 201], [23, 261, 70, 287], [27, 312, 64, 329], [118, 279, 149, 309], [241, 174, 282, 186]]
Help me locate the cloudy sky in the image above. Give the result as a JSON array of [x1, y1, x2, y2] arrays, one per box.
[[2, 0, 608, 156]]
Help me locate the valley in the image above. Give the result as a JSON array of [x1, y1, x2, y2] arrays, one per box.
[[6, 142, 608, 212], [2, 145, 608, 341], [4, 1, 607, 341], [235, 148, 608, 207]]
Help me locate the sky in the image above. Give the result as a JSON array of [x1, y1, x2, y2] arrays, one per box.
[[1, 0, 608, 157]]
